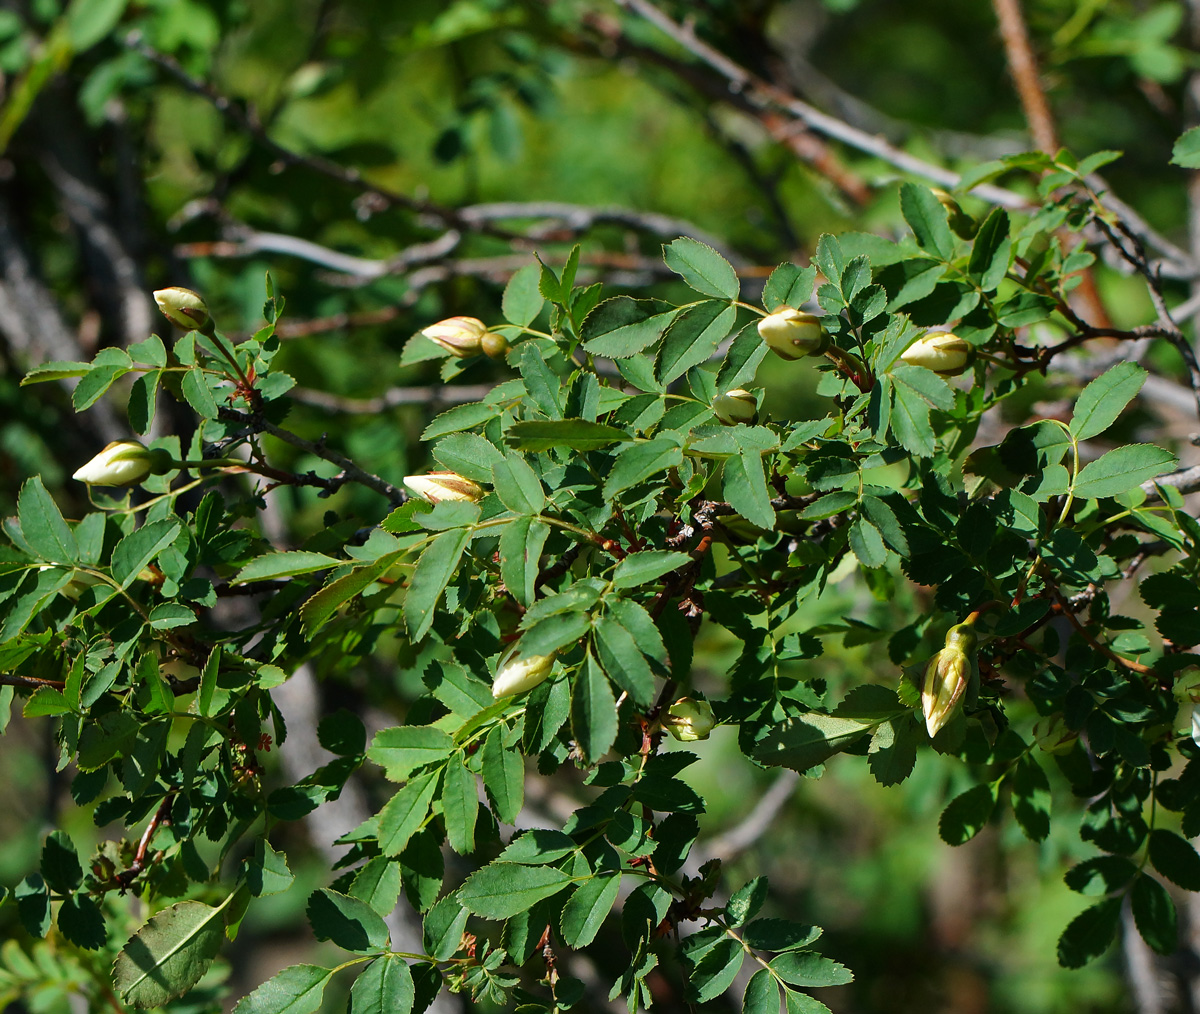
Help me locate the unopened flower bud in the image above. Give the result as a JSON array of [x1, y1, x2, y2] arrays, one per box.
[[403, 471, 484, 504], [481, 332, 510, 360], [662, 697, 716, 742], [72, 441, 172, 487], [900, 332, 975, 377], [758, 307, 829, 361], [153, 287, 211, 333], [921, 621, 978, 738], [492, 644, 556, 698], [712, 389, 758, 426], [421, 316, 488, 358], [930, 188, 977, 239]]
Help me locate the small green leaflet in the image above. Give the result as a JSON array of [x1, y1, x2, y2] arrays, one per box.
[[662, 237, 740, 300], [457, 863, 574, 919], [113, 900, 229, 1008], [232, 963, 332, 1014], [1071, 362, 1147, 442], [1073, 444, 1175, 500]]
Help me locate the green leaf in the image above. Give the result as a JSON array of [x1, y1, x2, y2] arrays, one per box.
[[1072, 444, 1176, 499], [1011, 754, 1051, 842], [662, 237, 740, 299], [848, 516, 887, 568], [603, 438, 683, 499], [15, 875, 49, 936], [246, 840, 293, 897], [405, 529, 473, 642], [457, 863, 573, 919], [770, 951, 854, 987], [378, 772, 439, 856], [1071, 363, 1148, 441], [1172, 126, 1200, 168], [113, 901, 227, 1008], [717, 322, 769, 393], [433, 433, 505, 484], [111, 519, 180, 589], [612, 550, 691, 589], [743, 969, 781, 1014], [21, 360, 91, 385], [500, 829, 578, 865], [506, 419, 633, 452], [743, 919, 823, 952], [1148, 829, 1200, 890], [307, 889, 390, 952], [18, 476, 78, 564], [181, 369, 220, 418], [66, 0, 128, 50], [691, 938, 745, 1003], [784, 989, 834, 1014], [751, 712, 887, 772], [423, 897, 470, 961], [581, 297, 677, 358], [867, 718, 918, 786], [58, 894, 105, 950], [726, 877, 768, 927], [572, 651, 618, 762], [518, 342, 564, 419], [1065, 856, 1138, 896], [900, 182, 954, 259], [967, 208, 1011, 291], [350, 956, 415, 1014], [492, 453, 545, 514], [593, 614, 655, 705], [723, 446, 775, 530], [503, 263, 545, 326], [1058, 898, 1122, 968], [443, 755, 478, 853], [369, 726, 454, 782], [891, 363, 954, 410], [657, 301, 736, 384], [74, 364, 130, 411], [499, 516, 550, 609], [350, 859, 402, 916], [890, 381, 934, 457], [1131, 874, 1177, 955], [561, 873, 620, 947], [302, 552, 401, 636], [763, 264, 817, 312], [232, 964, 332, 1014], [938, 784, 997, 845], [482, 725, 524, 824], [41, 830, 82, 892], [233, 551, 341, 584]]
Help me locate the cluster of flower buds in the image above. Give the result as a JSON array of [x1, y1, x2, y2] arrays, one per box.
[[72, 441, 173, 487], [421, 316, 509, 360], [153, 287, 212, 335], [920, 620, 978, 738], [403, 472, 484, 504], [492, 644, 557, 698], [900, 332, 975, 377], [758, 307, 830, 361], [662, 696, 716, 742], [712, 389, 758, 426]]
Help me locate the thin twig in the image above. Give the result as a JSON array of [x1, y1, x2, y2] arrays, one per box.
[[992, 0, 1059, 153]]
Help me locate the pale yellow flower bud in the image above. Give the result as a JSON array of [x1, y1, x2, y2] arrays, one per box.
[[491, 644, 556, 698], [900, 332, 975, 377], [662, 697, 716, 742], [712, 389, 758, 426], [920, 621, 978, 738], [72, 441, 171, 487], [403, 472, 484, 504], [757, 308, 829, 361], [153, 287, 211, 333], [421, 316, 489, 358]]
